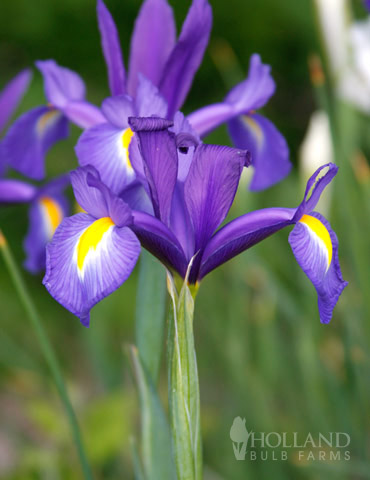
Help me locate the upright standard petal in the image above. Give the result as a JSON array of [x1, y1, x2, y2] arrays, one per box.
[[24, 193, 68, 273], [0, 69, 32, 133], [129, 117, 177, 225], [97, 0, 126, 95], [184, 144, 248, 251], [0, 179, 36, 203], [2, 106, 68, 180], [159, 0, 212, 117], [187, 54, 275, 136], [289, 212, 347, 324], [228, 113, 291, 190], [36, 60, 86, 108], [43, 213, 140, 326], [127, 0, 176, 97]]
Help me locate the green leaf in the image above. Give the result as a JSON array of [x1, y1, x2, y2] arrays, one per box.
[[135, 250, 167, 383], [130, 437, 146, 480], [167, 271, 202, 480], [130, 345, 176, 480]]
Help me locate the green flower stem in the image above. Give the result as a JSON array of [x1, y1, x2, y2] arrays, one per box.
[[167, 272, 202, 480], [0, 230, 93, 480]]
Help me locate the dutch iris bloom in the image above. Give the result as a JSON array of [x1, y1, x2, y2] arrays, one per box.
[[96, 0, 290, 191], [43, 118, 347, 326], [0, 176, 68, 272], [2, 61, 105, 180], [96, 0, 212, 117]]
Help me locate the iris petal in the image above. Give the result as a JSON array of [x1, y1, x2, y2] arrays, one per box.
[[127, 0, 176, 97], [43, 213, 140, 326], [289, 212, 347, 324]]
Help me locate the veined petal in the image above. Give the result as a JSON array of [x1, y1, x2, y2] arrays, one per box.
[[228, 113, 291, 190], [187, 54, 275, 137], [129, 116, 177, 225], [43, 213, 140, 326], [75, 122, 136, 194], [127, 0, 176, 97], [198, 207, 293, 280], [24, 193, 68, 273], [2, 106, 68, 180], [184, 144, 248, 251], [289, 212, 347, 323], [97, 0, 126, 96], [131, 210, 187, 277], [0, 179, 37, 203], [0, 69, 32, 133], [63, 100, 106, 129], [36, 60, 86, 108], [159, 0, 212, 117]]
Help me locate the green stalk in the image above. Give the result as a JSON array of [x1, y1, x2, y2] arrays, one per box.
[[167, 271, 201, 480], [0, 230, 93, 480]]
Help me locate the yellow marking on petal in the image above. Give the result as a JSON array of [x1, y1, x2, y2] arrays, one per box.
[[122, 128, 134, 169], [37, 109, 60, 135], [40, 196, 63, 238], [77, 217, 114, 272], [242, 115, 263, 146], [299, 214, 332, 267]]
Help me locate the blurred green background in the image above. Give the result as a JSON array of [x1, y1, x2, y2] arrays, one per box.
[[0, 0, 369, 479]]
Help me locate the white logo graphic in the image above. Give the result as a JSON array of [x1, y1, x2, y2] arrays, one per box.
[[230, 417, 351, 462]]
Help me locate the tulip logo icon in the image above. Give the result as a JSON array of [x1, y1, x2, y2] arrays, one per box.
[[230, 417, 251, 460]]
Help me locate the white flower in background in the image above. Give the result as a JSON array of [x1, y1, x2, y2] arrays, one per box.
[[315, 0, 370, 112], [299, 111, 333, 215], [314, 0, 349, 78]]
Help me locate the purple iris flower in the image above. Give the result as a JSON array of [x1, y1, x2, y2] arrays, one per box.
[[0, 69, 32, 175], [97, 0, 212, 118], [2, 61, 105, 181], [188, 54, 291, 190], [97, 0, 289, 190], [0, 176, 69, 272], [365, 0, 370, 12], [43, 118, 346, 327]]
